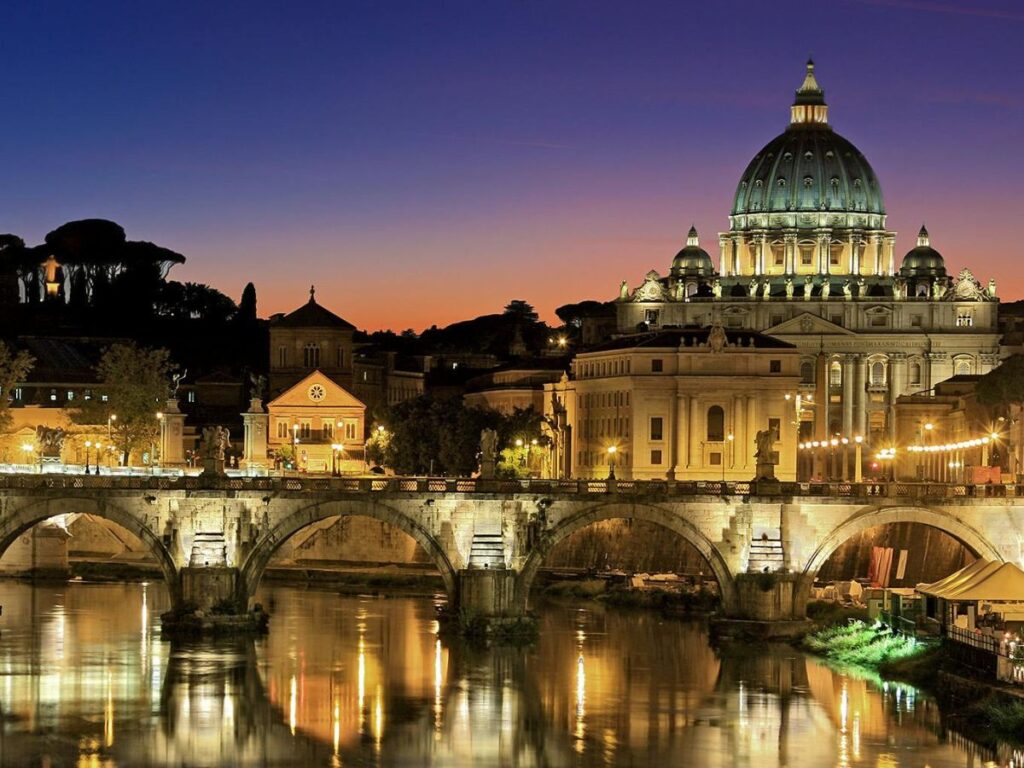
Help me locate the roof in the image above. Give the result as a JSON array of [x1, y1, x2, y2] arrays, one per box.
[[588, 328, 796, 353], [918, 560, 1024, 602], [273, 296, 355, 330], [17, 337, 112, 384]]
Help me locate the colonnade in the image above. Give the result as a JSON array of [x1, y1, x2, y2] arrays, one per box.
[[718, 229, 896, 278]]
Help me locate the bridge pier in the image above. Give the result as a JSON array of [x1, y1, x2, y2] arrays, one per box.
[[458, 568, 519, 618], [732, 573, 813, 622], [181, 566, 240, 612]]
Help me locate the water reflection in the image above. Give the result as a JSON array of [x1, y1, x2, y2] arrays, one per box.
[[0, 582, 1018, 767]]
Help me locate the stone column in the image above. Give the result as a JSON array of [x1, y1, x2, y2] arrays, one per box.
[[688, 397, 700, 469], [868, 233, 882, 275], [733, 395, 745, 470], [241, 398, 269, 470], [888, 354, 907, 442], [884, 234, 896, 276], [842, 355, 855, 437], [816, 230, 832, 275], [854, 356, 867, 437], [719, 235, 731, 277], [784, 231, 798, 276], [745, 396, 757, 471], [851, 231, 863, 275], [757, 232, 769, 275], [674, 393, 689, 478], [160, 398, 186, 467]]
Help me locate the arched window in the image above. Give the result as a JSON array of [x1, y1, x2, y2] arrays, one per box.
[[955, 358, 972, 376], [909, 361, 922, 386], [304, 343, 320, 369], [706, 405, 725, 442], [829, 361, 842, 387], [800, 361, 814, 384], [870, 360, 887, 386]]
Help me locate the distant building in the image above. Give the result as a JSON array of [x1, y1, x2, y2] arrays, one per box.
[[463, 359, 568, 415], [544, 328, 799, 481], [266, 370, 366, 473], [268, 287, 355, 397]]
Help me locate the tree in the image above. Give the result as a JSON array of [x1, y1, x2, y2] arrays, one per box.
[[72, 343, 174, 465], [503, 299, 539, 323], [0, 342, 34, 433], [238, 282, 258, 323]]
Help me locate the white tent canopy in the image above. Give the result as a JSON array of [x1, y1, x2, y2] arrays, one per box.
[[918, 560, 1024, 602]]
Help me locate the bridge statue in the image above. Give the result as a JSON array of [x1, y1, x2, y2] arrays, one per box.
[[479, 428, 499, 479], [35, 426, 66, 459], [753, 425, 778, 482], [201, 426, 231, 476]]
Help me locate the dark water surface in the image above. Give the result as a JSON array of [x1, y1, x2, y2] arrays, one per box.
[[0, 581, 1017, 767]]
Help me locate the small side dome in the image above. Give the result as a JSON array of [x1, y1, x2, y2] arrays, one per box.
[[899, 224, 947, 278], [671, 226, 716, 277]]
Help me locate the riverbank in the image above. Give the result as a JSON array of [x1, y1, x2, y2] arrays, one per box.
[[803, 620, 1024, 745], [536, 577, 719, 616]]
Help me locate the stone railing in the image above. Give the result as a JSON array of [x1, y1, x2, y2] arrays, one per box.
[[0, 472, 1021, 500]]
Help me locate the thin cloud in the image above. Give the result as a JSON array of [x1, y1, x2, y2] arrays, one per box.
[[851, 0, 1024, 22]]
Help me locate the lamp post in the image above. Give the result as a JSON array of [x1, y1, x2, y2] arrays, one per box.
[[84, 440, 92, 474], [923, 422, 934, 481], [606, 445, 617, 480], [292, 422, 299, 471], [21, 443, 34, 472], [723, 433, 734, 482], [854, 435, 863, 483], [107, 413, 118, 466]]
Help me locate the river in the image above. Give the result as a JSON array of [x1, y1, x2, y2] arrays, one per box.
[[0, 581, 1017, 767]]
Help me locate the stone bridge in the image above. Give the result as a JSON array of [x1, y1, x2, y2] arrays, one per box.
[[1, 474, 1022, 623]]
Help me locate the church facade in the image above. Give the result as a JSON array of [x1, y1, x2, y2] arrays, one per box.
[[614, 62, 999, 451]]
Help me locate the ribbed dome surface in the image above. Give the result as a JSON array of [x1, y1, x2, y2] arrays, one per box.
[[732, 128, 885, 217], [900, 225, 946, 277]]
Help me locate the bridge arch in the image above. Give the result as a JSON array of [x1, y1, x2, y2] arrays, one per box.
[[0, 495, 181, 604], [237, 499, 458, 607], [803, 504, 1003, 578], [516, 501, 737, 613]]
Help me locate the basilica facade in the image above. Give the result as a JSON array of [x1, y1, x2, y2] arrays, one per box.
[[556, 62, 1001, 480]]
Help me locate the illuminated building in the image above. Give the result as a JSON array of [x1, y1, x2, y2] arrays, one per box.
[[613, 61, 1001, 452]]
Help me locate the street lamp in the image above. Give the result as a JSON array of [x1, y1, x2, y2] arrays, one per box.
[[724, 433, 734, 482], [107, 413, 118, 465], [853, 435, 863, 483], [93, 442, 102, 474], [85, 440, 92, 474], [21, 442, 34, 471], [606, 445, 617, 480], [331, 443, 342, 476]]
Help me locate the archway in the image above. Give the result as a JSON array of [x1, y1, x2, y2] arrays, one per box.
[[517, 502, 737, 613], [803, 505, 1002, 580], [0, 495, 181, 605], [238, 500, 458, 608]]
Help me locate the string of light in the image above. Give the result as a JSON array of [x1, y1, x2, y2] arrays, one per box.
[[798, 435, 864, 450], [906, 432, 1000, 454]]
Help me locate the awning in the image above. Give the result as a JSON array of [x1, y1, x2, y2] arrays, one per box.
[[917, 559, 1024, 602]]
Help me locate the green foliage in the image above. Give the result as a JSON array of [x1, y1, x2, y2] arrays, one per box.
[[806, 600, 870, 628], [72, 342, 174, 464], [156, 281, 237, 323], [803, 620, 929, 668], [376, 396, 500, 476], [503, 299, 539, 323], [966, 698, 1024, 742], [0, 342, 34, 432]]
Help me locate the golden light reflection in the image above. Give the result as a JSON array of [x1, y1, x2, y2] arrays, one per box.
[[574, 653, 586, 753], [332, 701, 340, 754], [433, 637, 443, 735], [103, 671, 114, 748], [357, 635, 366, 735], [289, 674, 297, 735]]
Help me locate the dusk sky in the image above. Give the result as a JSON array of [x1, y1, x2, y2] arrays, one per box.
[[4, 1, 1023, 331]]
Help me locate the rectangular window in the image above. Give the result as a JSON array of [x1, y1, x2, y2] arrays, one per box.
[[83, 389, 92, 400], [651, 359, 663, 373], [644, 309, 660, 326], [49, 389, 57, 402], [650, 449, 663, 465], [278, 346, 287, 367], [186, 391, 195, 403], [800, 249, 813, 266], [769, 360, 781, 373], [66, 390, 75, 401], [709, 452, 722, 466], [910, 315, 922, 327], [346, 422, 357, 440], [870, 316, 888, 327], [830, 315, 843, 327], [830, 251, 840, 265], [650, 417, 663, 441], [13, 387, 23, 401], [102, 394, 110, 402], [337, 347, 345, 367]]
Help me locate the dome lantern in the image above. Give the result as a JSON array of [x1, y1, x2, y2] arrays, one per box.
[[791, 58, 828, 126], [900, 223, 946, 278], [671, 226, 715, 278]]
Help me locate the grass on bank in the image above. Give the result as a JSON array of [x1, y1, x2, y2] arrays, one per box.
[[802, 620, 930, 667]]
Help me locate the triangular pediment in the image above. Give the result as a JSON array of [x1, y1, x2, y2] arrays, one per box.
[[268, 370, 366, 409], [764, 312, 856, 336]]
